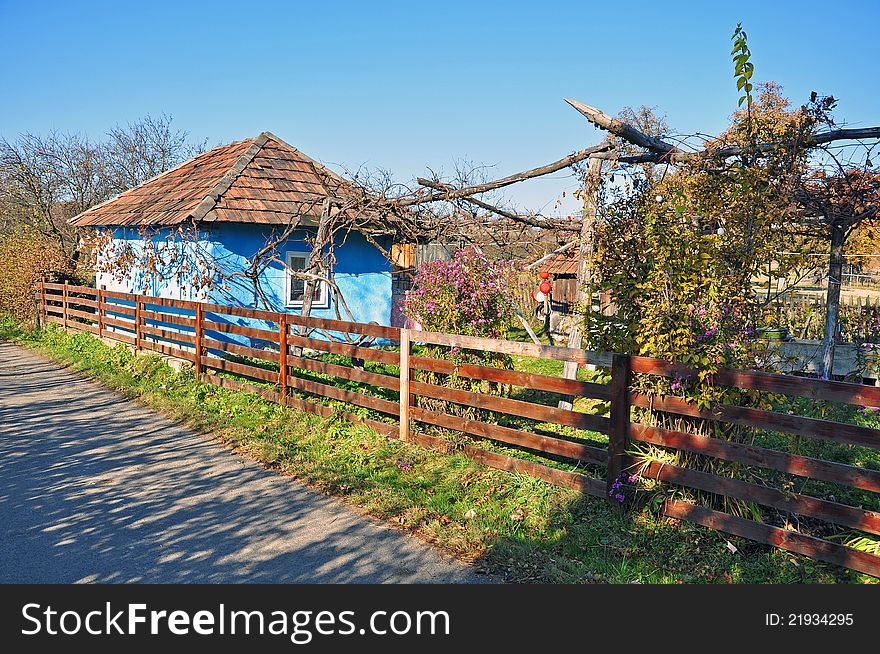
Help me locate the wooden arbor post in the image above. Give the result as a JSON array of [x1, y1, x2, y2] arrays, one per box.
[[399, 328, 412, 442], [559, 156, 604, 410], [819, 222, 845, 380], [607, 353, 632, 503]]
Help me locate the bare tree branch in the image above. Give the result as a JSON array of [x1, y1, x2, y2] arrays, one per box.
[[567, 97, 880, 164], [416, 178, 581, 232], [409, 142, 611, 206]]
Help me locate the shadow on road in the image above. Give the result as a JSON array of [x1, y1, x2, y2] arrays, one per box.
[[0, 345, 485, 584]]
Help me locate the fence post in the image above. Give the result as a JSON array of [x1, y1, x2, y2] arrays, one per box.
[[607, 353, 632, 503], [194, 302, 204, 376], [62, 281, 69, 329], [278, 313, 288, 406], [399, 328, 411, 442], [134, 295, 142, 351], [39, 278, 46, 328], [97, 287, 104, 339]]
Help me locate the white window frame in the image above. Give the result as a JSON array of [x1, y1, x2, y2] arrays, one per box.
[[285, 251, 329, 309]]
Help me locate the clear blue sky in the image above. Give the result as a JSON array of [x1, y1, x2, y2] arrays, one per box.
[[1, 0, 877, 213]]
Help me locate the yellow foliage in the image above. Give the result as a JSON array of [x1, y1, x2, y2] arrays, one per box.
[[848, 222, 880, 273], [0, 232, 72, 322], [592, 82, 817, 384]]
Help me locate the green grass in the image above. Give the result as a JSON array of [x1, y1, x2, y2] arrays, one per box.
[[1, 315, 871, 583]]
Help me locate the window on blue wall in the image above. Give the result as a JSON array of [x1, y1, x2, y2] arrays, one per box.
[[285, 252, 328, 308]]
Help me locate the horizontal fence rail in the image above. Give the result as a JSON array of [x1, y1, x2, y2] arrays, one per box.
[[36, 282, 880, 578]]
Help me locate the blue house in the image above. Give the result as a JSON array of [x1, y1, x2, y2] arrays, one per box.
[[70, 132, 406, 335]]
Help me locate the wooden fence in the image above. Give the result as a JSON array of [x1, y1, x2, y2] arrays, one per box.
[[38, 282, 880, 578], [771, 292, 880, 341]]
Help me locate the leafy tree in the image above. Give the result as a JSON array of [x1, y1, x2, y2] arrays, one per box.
[[579, 25, 880, 522], [592, 82, 820, 380], [589, 27, 878, 381], [796, 167, 880, 377]]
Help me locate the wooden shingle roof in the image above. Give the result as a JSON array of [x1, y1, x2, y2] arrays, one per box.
[[70, 132, 355, 227], [534, 247, 580, 275]]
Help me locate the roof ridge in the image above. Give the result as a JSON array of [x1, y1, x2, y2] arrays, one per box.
[[190, 132, 271, 223], [259, 131, 352, 192], [68, 138, 253, 226]]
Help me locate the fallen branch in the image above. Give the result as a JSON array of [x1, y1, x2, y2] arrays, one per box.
[[417, 178, 581, 232], [565, 98, 684, 161], [408, 142, 611, 206]]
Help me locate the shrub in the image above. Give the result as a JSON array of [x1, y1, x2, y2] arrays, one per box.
[[0, 231, 72, 322], [402, 247, 525, 420], [402, 246, 522, 339]]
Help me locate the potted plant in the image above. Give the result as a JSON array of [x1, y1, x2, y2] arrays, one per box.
[[757, 326, 790, 341]]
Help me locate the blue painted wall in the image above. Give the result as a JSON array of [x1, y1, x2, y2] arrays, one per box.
[[96, 224, 394, 324], [96, 225, 395, 350], [208, 224, 393, 324]]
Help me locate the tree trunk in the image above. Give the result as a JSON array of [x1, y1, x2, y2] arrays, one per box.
[[819, 222, 845, 380], [291, 202, 332, 357], [558, 157, 603, 410]]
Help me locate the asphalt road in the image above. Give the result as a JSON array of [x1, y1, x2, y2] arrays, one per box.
[[0, 341, 486, 583]]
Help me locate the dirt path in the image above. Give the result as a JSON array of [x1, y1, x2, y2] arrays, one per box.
[[0, 341, 488, 583]]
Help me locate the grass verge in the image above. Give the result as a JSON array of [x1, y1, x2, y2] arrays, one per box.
[[1, 316, 868, 583]]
